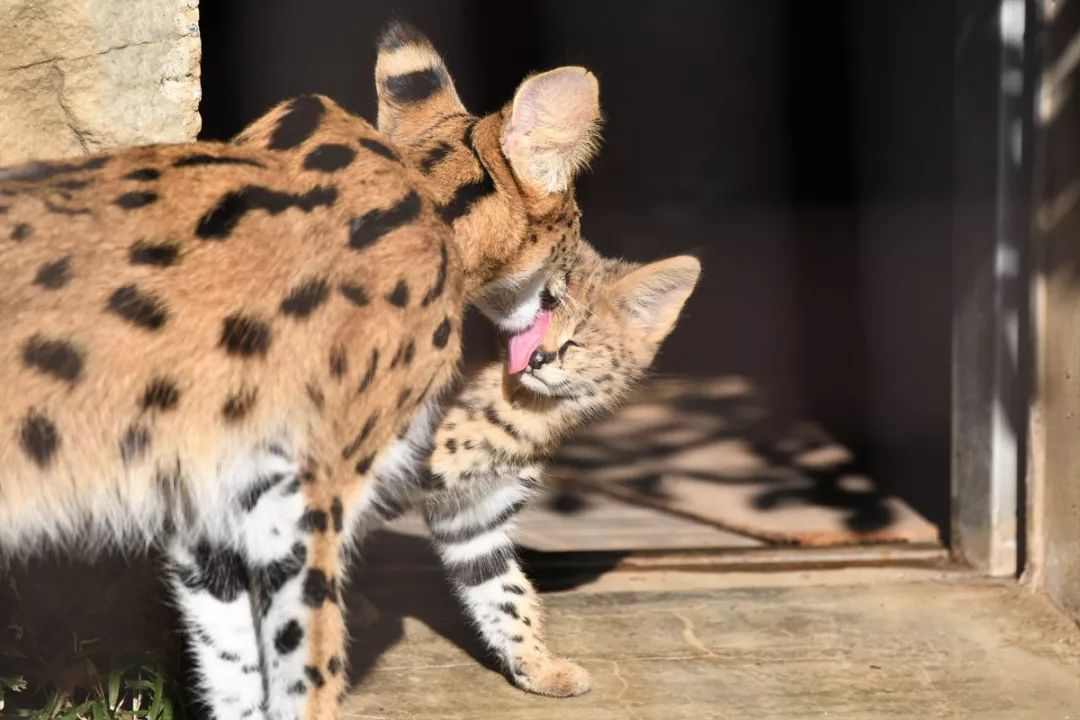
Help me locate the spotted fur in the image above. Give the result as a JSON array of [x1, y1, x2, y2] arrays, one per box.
[[0, 22, 601, 720]]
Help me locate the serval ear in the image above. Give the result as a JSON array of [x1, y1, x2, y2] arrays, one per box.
[[613, 256, 701, 344], [501, 67, 601, 195], [375, 21, 467, 143]]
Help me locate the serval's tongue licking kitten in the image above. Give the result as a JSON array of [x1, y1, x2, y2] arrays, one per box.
[[364, 243, 700, 697]]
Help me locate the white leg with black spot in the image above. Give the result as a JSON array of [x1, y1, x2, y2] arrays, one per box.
[[166, 539, 266, 720], [231, 451, 316, 720]]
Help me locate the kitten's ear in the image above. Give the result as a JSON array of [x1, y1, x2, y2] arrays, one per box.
[[375, 22, 467, 143], [501, 67, 601, 195], [614, 256, 701, 343]]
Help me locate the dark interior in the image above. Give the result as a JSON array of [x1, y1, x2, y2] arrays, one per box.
[[200, 0, 953, 536]]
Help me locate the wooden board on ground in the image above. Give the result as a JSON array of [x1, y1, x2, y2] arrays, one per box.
[[550, 376, 941, 547]]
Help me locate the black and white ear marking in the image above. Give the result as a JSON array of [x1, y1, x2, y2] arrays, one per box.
[[375, 22, 467, 143]]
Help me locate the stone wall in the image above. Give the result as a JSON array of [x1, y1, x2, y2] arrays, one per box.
[[0, 0, 200, 165]]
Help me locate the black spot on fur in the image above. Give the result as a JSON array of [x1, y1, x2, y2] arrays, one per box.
[[44, 199, 91, 216], [306, 380, 325, 410], [141, 377, 181, 411], [274, 619, 304, 654], [445, 438, 457, 454], [299, 509, 328, 533], [503, 584, 526, 595], [196, 185, 337, 239], [419, 141, 453, 173], [354, 453, 375, 475], [107, 284, 168, 330], [183, 542, 248, 602], [357, 348, 379, 394], [237, 472, 285, 512], [124, 168, 160, 181], [510, 635, 525, 643], [220, 313, 272, 357], [3, 156, 106, 183], [222, 386, 258, 421], [256, 542, 307, 615], [378, 20, 426, 51], [330, 497, 343, 532], [339, 282, 369, 307], [452, 549, 512, 587], [327, 656, 342, 675], [396, 388, 412, 408], [174, 154, 264, 168], [220, 650, 240, 662], [53, 178, 90, 191], [390, 339, 414, 369], [358, 137, 399, 162], [385, 67, 447, 103], [303, 143, 356, 172], [286, 681, 306, 696], [498, 602, 519, 619], [11, 223, 32, 242], [20, 411, 59, 467], [385, 279, 409, 308], [484, 404, 521, 441], [341, 411, 380, 460], [304, 666, 325, 688], [329, 345, 348, 379], [116, 191, 158, 209], [33, 256, 71, 290], [523, 616, 532, 626], [22, 335, 83, 383], [129, 240, 181, 266], [280, 278, 330, 319], [436, 124, 496, 223], [348, 191, 420, 251], [120, 422, 151, 463], [422, 241, 449, 306], [302, 569, 331, 607], [269, 95, 325, 150], [432, 317, 452, 349]]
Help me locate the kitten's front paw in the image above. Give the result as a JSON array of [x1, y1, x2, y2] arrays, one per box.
[[513, 656, 591, 697]]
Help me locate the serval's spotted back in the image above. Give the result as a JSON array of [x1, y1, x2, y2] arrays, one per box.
[[0, 22, 600, 720]]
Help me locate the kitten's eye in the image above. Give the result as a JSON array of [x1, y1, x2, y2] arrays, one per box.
[[558, 339, 582, 360], [540, 287, 559, 310]]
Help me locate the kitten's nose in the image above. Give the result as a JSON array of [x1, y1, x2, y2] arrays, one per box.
[[528, 349, 557, 370]]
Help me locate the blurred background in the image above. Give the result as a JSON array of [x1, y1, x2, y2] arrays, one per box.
[[201, 0, 952, 539]]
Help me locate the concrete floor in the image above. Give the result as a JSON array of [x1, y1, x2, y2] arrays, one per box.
[[344, 567, 1080, 720]]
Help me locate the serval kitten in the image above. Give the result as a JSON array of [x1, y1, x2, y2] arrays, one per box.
[[355, 242, 701, 696]]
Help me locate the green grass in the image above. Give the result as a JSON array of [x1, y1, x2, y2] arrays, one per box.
[[0, 644, 184, 720], [0, 572, 187, 720]]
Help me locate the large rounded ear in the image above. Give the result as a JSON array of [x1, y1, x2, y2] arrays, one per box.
[[501, 67, 601, 195], [613, 256, 701, 344], [375, 22, 467, 143]]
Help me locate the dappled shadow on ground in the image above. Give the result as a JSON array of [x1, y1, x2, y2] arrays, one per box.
[[548, 377, 937, 545], [344, 528, 622, 688]]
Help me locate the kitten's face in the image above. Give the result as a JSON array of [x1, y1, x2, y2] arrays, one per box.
[[516, 248, 700, 403]]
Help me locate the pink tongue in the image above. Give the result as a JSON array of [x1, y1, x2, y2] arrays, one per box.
[[507, 309, 552, 374]]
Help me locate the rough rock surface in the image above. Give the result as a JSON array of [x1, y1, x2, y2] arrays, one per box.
[[0, 0, 200, 165]]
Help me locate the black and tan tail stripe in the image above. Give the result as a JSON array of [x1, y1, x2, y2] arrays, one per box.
[[375, 21, 466, 137]]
